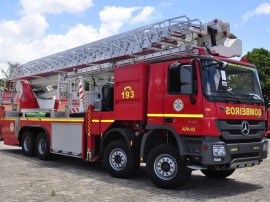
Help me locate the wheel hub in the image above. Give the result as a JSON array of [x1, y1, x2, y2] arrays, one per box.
[[154, 154, 177, 180], [23, 136, 30, 151], [38, 139, 46, 155], [109, 148, 127, 171], [161, 162, 170, 172], [115, 155, 122, 164]]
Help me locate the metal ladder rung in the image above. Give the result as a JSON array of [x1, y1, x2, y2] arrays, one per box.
[[68, 45, 193, 77], [159, 42, 178, 48], [149, 47, 163, 52]]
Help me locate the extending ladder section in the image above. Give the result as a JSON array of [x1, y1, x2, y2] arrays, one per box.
[[13, 15, 204, 79]]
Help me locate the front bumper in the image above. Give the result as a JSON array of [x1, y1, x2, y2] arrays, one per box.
[[200, 137, 268, 169]]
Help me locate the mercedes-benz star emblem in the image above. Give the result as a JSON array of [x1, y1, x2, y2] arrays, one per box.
[[241, 121, 250, 135]]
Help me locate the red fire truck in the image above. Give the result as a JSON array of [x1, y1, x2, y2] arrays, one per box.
[[0, 16, 268, 189]]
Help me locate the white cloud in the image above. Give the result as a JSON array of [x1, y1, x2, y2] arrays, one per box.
[[33, 24, 101, 57], [99, 6, 155, 37], [131, 7, 155, 24], [20, 0, 93, 15], [0, 24, 100, 67], [0, 5, 156, 78], [242, 3, 270, 24], [99, 6, 141, 36]]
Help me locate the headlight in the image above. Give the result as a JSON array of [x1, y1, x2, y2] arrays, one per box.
[[213, 145, 227, 157], [262, 141, 268, 154]]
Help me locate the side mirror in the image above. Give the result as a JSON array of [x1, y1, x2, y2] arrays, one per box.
[[180, 65, 193, 95]]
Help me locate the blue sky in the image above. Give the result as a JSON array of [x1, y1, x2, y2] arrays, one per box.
[[0, 0, 270, 77]]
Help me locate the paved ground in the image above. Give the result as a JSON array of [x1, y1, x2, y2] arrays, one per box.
[[0, 141, 269, 202]]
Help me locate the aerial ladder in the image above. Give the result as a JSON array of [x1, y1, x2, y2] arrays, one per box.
[[9, 15, 242, 115]]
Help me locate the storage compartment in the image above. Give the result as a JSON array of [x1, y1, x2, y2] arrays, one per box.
[[51, 123, 83, 157]]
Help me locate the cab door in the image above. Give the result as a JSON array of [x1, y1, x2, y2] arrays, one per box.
[[163, 58, 203, 135]]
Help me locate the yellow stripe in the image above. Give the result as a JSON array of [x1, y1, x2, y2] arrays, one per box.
[[20, 118, 84, 122], [147, 114, 164, 117], [101, 120, 114, 123], [1, 117, 113, 123], [1, 118, 16, 121], [164, 114, 203, 118], [92, 119, 115, 123], [147, 113, 203, 118]]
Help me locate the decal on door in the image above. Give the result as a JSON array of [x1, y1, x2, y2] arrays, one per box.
[[173, 99, 184, 112], [121, 86, 135, 99], [182, 127, 196, 132]]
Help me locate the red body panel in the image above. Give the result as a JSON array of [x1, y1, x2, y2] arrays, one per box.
[[201, 99, 221, 136], [15, 81, 39, 109], [89, 111, 114, 135], [267, 108, 270, 136], [147, 62, 166, 125], [114, 63, 149, 120], [2, 119, 17, 145]]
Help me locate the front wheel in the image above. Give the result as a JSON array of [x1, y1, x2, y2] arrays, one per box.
[[146, 145, 191, 189], [201, 169, 235, 179], [36, 132, 51, 160], [103, 140, 140, 178]]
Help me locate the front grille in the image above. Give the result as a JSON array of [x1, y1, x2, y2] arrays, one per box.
[[218, 120, 264, 141]]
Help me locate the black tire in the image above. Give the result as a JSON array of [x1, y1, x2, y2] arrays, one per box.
[[103, 140, 140, 178], [146, 145, 191, 189], [36, 132, 51, 160], [201, 169, 235, 179], [21, 131, 36, 156]]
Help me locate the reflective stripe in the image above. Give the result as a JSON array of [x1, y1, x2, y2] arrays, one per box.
[[1, 118, 114, 123], [92, 120, 115, 123], [1, 118, 16, 121], [19, 118, 84, 122], [101, 120, 114, 123], [147, 114, 203, 118]]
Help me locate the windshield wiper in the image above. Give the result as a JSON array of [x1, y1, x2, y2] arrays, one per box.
[[208, 91, 241, 103], [202, 59, 228, 70], [243, 93, 264, 105]]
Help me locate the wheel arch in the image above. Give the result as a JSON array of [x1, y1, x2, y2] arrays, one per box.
[[100, 128, 135, 157], [140, 124, 185, 162]]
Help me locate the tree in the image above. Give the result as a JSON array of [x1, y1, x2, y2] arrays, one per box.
[[1, 61, 20, 79], [243, 48, 270, 108], [1, 62, 20, 92]]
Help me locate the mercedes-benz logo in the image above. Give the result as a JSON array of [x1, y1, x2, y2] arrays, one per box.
[[241, 121, 250, 135]]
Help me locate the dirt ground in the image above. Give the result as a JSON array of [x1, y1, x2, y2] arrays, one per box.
[[0, 141, 270, 202]]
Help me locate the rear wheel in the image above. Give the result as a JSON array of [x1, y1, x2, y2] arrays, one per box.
[[201, 169, 235, 179], [36, 132, 51, 160], [103, 140, 140, 178], [22, 131, 35, 156], [146, 145, 191, 189]]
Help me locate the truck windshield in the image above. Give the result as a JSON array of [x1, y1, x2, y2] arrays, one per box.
[[201, 59, 264, 105]]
